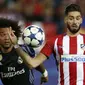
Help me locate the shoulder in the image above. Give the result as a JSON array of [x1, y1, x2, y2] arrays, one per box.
[[46, 34, 65, 43], [80, 33, 85, 36], [19, 44, 35, 57]]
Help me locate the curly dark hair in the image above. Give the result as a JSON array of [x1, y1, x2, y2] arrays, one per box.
[[0, 18, 22, 37], [65, 4, 82, 15]]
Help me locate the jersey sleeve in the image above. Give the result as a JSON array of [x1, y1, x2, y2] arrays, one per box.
[[41, 36, 57, 58], [20, 45, 35, 57]]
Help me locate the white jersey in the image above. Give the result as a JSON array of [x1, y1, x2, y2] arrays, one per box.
[[41, 33, 85, 85]]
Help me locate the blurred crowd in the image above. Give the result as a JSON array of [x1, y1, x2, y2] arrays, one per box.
[[0, 0, 85, 34]]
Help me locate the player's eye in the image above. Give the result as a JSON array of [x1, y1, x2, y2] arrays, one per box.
[[76, 17, 81, 20], [0, 33, 8, 36], [69, 17, 74, 20], [68, 16, 73, 20]]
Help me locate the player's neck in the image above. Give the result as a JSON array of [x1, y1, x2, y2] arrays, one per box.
[[66, 31, 80, 37], [0, 45, 13, 53]]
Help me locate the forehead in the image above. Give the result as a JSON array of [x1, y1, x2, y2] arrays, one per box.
[[67, 11, 81, 17], [0, 27, 10, 33]]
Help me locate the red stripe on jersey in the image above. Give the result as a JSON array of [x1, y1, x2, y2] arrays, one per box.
[[41, 36, 57, 57], [69, 37, 77, 85], [57, 35, 64, 85], [57, 36, 63, 55]]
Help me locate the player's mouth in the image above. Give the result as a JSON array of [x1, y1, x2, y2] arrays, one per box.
[[5, 42, 10, 44], [72, 25, 78, 29]]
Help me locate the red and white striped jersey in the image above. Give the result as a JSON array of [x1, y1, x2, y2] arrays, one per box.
[[41, 33, 85, 85]]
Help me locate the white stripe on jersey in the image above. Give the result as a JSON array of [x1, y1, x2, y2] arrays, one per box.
[[54, 39, 61, 85], [77, 35, 84, 54], [63, 35, 70, 85], [77, 35, 84, 85], [63, 62, 69, 85], [63, 35, 70, 54], [54, 38, 59, 61]]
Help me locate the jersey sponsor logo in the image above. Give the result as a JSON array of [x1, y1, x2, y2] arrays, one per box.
[[1, 68, 25, 78], [61, 55, 85, 62]]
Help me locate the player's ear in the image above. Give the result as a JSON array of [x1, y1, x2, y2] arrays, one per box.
[[80, 17, 83, 24], [64, 16, 67, 24]]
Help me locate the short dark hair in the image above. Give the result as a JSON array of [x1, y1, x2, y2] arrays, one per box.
[[65, 4, 82, 15], [0, 18, 21, 37]]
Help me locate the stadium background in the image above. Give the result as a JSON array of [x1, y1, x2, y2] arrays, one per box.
[[0, 0, 85, 85]]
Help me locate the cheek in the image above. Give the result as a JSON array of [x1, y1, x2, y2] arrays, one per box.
[[68, 20, 73, 23], [0, 36, 6, 41], [67, 19, 73, 24], [67, 21, 72, 27], [0, 36, 3, 40], [0, 37, 4, 41], [0, 38, 4, 45], [78, 21, 82, 25], [75, 21, 81, 27]]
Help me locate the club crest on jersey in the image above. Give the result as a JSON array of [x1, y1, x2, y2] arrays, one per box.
[[17, 57, 23, 64], [0, 54, 2, 61], [0, 55, 3, 65], [80, 44, 85, 50], [0, 62, 2, 65]]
